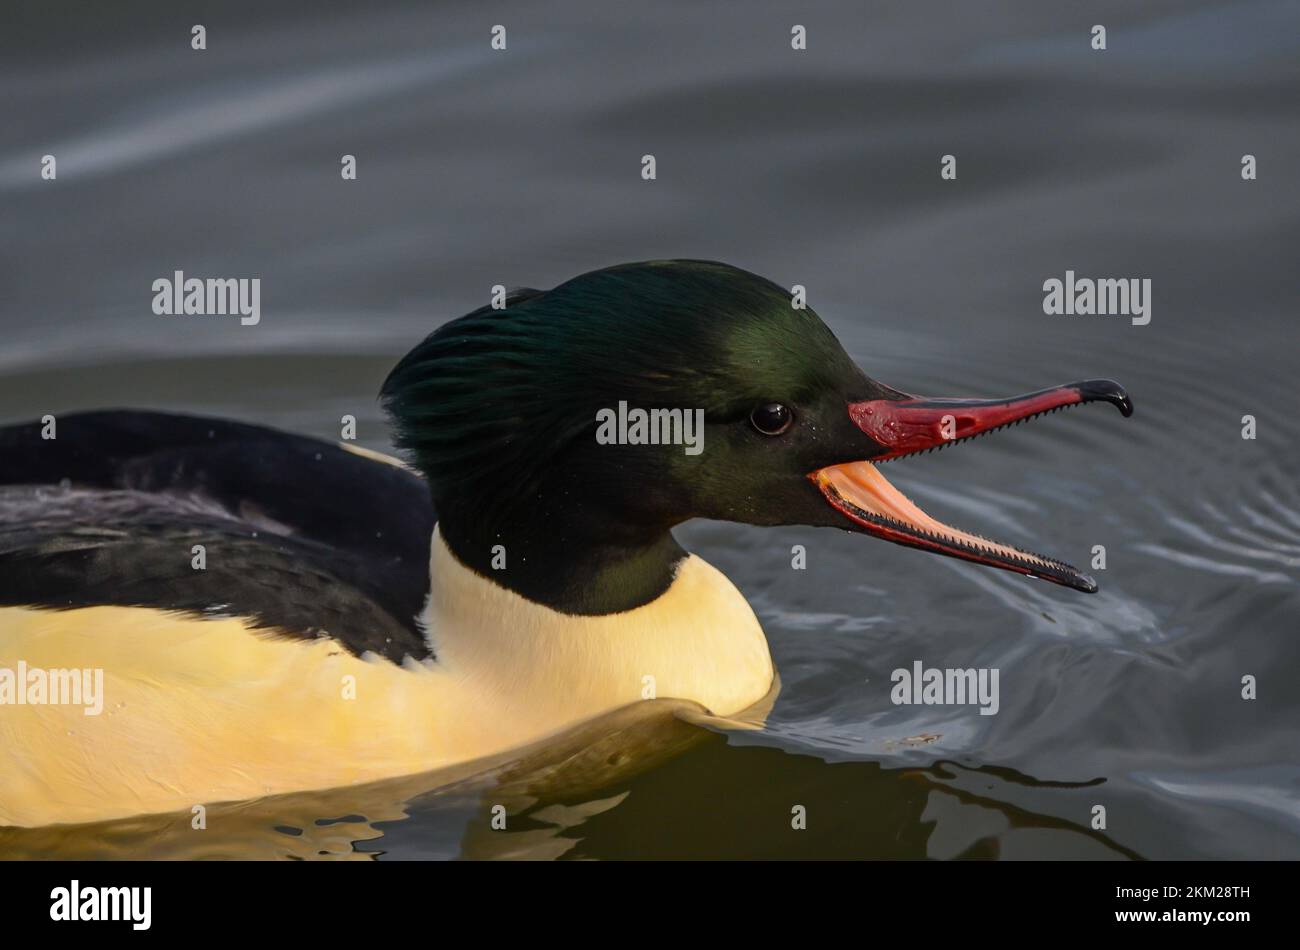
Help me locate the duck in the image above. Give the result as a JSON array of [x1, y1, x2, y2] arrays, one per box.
[[0, 260, 1132, 828]]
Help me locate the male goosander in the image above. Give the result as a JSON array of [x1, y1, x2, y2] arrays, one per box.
[[0, 260, 1132, 827]]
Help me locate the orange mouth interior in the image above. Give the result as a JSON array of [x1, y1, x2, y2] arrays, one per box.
[[814, 460, 1066, 574]]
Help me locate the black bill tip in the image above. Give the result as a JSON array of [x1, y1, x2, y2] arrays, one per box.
[[1069, 571, 1099, 594], [1076, 379, 1134, 418]]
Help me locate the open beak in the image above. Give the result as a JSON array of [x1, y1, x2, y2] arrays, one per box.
[[810, 379, 1133, 593]]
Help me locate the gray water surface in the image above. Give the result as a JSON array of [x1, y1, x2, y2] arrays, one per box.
[[1, 0, 1298, 859]]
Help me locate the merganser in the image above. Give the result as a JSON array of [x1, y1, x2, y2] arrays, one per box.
[[0, 260, 1132, 827]]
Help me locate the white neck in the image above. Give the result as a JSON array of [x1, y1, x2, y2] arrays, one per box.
[[421, 527, 774, 729]]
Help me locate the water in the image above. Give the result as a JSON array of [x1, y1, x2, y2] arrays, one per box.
[[2, 0, 1298, 859]]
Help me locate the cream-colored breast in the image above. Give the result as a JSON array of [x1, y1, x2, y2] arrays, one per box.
[[423, 527, 775, 731], [0, 529, 773, 827]]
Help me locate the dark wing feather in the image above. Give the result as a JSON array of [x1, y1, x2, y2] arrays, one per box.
[[0, 410, 437, 662]]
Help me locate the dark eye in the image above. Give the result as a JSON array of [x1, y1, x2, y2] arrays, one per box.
[[750, 402, 793, 436]]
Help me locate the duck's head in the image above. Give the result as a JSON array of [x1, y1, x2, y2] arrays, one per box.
[[383, 260, 1132, 613]]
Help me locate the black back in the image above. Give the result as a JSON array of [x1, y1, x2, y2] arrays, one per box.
[[0, 411, 437, 663]]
